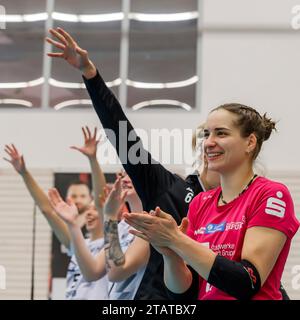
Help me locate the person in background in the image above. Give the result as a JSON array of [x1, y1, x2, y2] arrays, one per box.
[[49, 176, 150, 300], [3, 126, 108, 299]]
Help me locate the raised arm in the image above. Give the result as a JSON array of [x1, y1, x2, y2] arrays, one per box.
[[46, 27, 96, 79], [101, 178, 150, 282], [70, 126, 106, 220], [46, 28, 177, 214], [48, 188, 106, 282], [4, 144, 70, 248]]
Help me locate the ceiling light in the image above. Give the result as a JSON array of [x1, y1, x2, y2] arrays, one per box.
[[0, 14, 23, 22], [1, 11, 198, 23], [79, 13, 123, 23], [54, 99, 92, 110], [126, 76, 198, 89], [129, 12, 198, 22], [0, 77, 44, 89], [0, 76, 195, 89], [131, 99, 192, 111], [0, 99, 32, 107], [23, 13, 48, 22], [52, 12, 79, 22], [49, 77, 121, 88]]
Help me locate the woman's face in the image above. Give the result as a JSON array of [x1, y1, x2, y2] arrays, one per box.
[[120, 174, 136, 198], [203, 109, 251, 174], [84, 205, 102, 232]]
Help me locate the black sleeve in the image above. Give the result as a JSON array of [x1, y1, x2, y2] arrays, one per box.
[[83, 71, 177, 208], [207, 255, 261, 300]]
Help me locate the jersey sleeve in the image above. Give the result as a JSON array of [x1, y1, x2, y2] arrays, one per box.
[[186, 194, 202, 241], [247, 182, 299, 239], [83, 71, 177, 208]]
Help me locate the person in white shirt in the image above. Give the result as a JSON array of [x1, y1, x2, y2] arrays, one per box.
[[4, 126, 108, 299]]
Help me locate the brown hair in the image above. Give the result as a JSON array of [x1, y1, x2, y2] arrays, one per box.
[[67, 180, 92, 194], [192, 123, 205, 152], [210, 103, 276, 160]]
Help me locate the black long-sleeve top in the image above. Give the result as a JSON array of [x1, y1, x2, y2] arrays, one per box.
[[83, 71, 204, 299]]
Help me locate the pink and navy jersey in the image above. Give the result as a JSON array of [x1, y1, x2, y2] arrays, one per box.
[[187, 176, 299, 300]]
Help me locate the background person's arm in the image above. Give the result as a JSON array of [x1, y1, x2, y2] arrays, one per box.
[[46, 27, 181, 217], [48, 188, 106, 281], [70, 126, 106, 221], [4, 144, 71, 248], [101, 178, 149, 281]]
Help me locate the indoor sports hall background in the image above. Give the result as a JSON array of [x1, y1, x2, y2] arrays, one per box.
[[0, 0, 299, 299]]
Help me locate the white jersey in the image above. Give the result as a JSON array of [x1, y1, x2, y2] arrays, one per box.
[[66, 238, 108, 300], [108, 220, 147, 300]]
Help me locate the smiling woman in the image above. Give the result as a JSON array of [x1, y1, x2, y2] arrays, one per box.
[[203, 104, 276, 185], [124, 103, 300, 300], [202, 103, 277, 205]]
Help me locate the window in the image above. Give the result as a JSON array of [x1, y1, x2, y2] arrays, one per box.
[[0, 0, 200, 111]]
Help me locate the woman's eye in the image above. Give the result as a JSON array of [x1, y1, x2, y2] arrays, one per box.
[[217, 131, 226, 136]]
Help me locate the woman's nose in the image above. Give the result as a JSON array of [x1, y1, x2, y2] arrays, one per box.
[[204, 134, 216, 148]]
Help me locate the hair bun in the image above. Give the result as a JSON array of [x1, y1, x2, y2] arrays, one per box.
[[262, 113, 276, 141]]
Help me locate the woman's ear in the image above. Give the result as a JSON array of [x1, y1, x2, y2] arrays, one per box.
[[246, 133, 257, 154]]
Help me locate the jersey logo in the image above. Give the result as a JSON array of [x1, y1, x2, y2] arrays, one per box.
[[265, 191, 286, 218], [245, 267, 257, 287], [185, 187, 194, 203], [194, 227, 206, 235], [205, 222, 226, 234]]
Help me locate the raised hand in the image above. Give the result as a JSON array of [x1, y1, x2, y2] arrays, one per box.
[[103, 178, 128, 220], [3, 144, 27, 175], [46, 27, 96, 77], [70, 126, 100, 159], [48, 188, 79, 226]]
